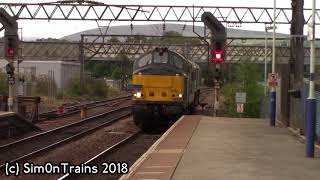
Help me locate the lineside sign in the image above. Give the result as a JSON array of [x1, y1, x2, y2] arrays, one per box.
[[235, 92, 246, 104], [237, 103, 244, 113], [268, 73, 279, 87], [236, 92, 246, 114]]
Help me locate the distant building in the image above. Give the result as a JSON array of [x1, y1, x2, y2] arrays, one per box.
[[19, 61, 80, 91]]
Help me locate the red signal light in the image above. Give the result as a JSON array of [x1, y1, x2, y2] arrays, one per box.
[[213, 49, 224, 63], [8, 48, 14, 55], [215, 52, 222, 60]]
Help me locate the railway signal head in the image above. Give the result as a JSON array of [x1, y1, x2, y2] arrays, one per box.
[[4, 35, 19, 60], [214, 50, 223, 63], [213, 42, 224, 64], [5, 63, 15, 76], [215, 67, 222, 81]]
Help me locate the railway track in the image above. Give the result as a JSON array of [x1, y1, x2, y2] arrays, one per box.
[[59, 132, 160, 180], [39, 95, 132, 120], [58, 132, 141, 180], [0, 106, 132, 171], [199, 87, 213, 104]]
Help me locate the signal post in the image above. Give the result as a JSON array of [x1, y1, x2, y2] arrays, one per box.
[[201, 12, 226, 116], [0, 8, 19, 112]]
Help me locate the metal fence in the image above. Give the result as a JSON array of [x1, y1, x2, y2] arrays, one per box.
[[270, 80, 320, 141], [314, 91, 320, 140]]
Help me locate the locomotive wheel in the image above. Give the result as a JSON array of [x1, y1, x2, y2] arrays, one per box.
[[189, 104, 195, 114], [133, 114, 152, 132], [195, 91, 200, 106]]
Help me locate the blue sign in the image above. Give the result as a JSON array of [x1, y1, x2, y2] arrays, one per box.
[[127, 84, 143, 91]]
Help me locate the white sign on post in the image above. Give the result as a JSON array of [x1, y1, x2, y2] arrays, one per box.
[[307, 22, 314, 41], [268, 73, 279, 87], [236, 92, 246, 114], [237, 103, 244, 113], [235, 92, 246, 104]]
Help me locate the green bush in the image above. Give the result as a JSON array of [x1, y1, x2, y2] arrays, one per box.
[[222, 82, 240, 117], [21, 75, 56, 97], [56, 90, 66, 100], [67, 78, 109, 98], [68, 79, 83, 97], [34, 76, 49, 96], [0, 73, 8, 95], [87, 79, 109, 97]]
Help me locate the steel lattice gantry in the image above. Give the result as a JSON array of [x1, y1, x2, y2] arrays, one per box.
[[1, 2, 320, 64], [19, 41, 320, 64], [0, 2, 319, 24]]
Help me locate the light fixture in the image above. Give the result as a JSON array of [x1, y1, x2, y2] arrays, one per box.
[[136, 92, 142, 98]]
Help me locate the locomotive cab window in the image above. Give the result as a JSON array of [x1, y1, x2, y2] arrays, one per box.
[[154, 51, 168, 64], [137, 53, 152, 67], [171, 54, 183, 69]]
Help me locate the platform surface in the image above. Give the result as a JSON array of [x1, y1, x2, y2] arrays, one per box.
[[0, 111, 40, 131], [124, 116, 320, 180]]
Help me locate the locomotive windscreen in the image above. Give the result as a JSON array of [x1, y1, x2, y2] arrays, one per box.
[[153, 51, 168, 64], [134, 50, 186, 72]]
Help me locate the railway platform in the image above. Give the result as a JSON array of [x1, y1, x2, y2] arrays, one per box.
[[0, 111, 14, 117], [0, 111, 40, 136], [121, 115, 320, 180]]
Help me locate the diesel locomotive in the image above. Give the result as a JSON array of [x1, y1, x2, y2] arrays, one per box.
[[131, 47, 201, 131]]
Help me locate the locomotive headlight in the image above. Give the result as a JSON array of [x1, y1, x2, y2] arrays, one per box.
[[178, 93, 183, 98], [136, 92, 142, 98]]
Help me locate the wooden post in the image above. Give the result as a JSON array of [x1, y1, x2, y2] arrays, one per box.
[[81, 105, 88, 119]]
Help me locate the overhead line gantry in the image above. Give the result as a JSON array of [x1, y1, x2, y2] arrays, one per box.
[[0, 2, 319, 24]]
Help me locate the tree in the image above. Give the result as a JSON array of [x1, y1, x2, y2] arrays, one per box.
[[126, 34, 147, 43], [111, 67, 122, 80], [108, 37, 120, 43], [93, 62, 107, 77], [235, 63, 264, 117], [222, 62, 264, 118], [286, 0, 304, 127], [145, 31, 202, 45]]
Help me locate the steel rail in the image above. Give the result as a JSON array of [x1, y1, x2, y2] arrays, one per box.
[[58, 132, 141, 180], [0, 106, 132, 171], [39, 94, 131, 120]]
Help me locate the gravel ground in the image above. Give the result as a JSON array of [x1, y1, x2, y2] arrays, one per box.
[[0, 117, 139, 180], [0, 100, 131, 146]]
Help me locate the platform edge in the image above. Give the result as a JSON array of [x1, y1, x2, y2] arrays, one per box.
[[119, 115, 186, 180]]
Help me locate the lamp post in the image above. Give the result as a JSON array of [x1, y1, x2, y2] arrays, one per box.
[[306, 0, 316, 158], [265, 25, 276, 95], [270, 0, 277, 127]]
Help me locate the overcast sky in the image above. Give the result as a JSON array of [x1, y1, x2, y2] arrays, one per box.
[[0, 0, 319, 39]]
